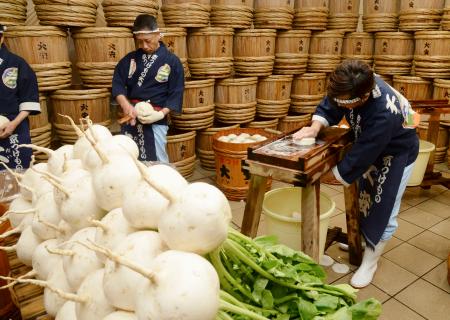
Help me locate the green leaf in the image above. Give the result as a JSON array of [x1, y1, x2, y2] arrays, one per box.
[[261, 289, 274, 309], [314, 295, 340, 312], [254, 235, 279, 247], [298, 298, 319, 320], [252, 277, 269, 303], [348, 298, 382, 320]]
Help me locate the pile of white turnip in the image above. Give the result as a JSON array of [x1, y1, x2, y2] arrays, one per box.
[[0, 116, 264, 320]]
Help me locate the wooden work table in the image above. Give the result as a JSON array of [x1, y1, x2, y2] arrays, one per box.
[[241, 126, 363, 265]]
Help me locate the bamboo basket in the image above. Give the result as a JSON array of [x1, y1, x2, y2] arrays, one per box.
[[414, 31, 450, 79], [290, 73, 326, 114], [253, 0, 294, 30], [33, 0, 98, 27], [328, 0, 360, 32], [196, 123, 239, 170], [233, 29, 277, 77], [187, 27, 234, 79], [167, 130, 196, 177], [0, 0, 27, 26], [214, 77, 258, 124], [399, 0, 445, 31], [433, 79, 450, 100], [213, 128, 275, 200], [4, 26, 72, 92], [161, 0, 211, 28], [102, 0, 159, 27], [171, 79, 215, 130], [72, 27, 134, 88], [374, 32, 414, 75], [393, 76, 433, 100], [256, 75, 293, 119], [274, 30, 311, 75], [210, 0, 254, 29], [277, 114, 311, 134], [342, 32, 374, 67], [160, 27, 190, 78], [363, 0, 399, 32], [293, 0, 329, 30], [308, 30, 344, 73]]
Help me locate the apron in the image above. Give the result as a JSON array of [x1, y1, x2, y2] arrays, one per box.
[[358, 153, 409, 248], [121, 122, 157, 162], [0, 114, 32, 170]]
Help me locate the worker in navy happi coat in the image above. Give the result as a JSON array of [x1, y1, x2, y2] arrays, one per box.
[[0, 24, 40, 170], [112, 14, 184, 162], [294, 60, 420, 289]]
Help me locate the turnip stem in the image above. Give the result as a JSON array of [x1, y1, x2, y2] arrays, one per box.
[[217, 311, 234, 320], [0, 245, 16, 252], [132, 158, 173, 202], [89, 219, 109, 232], [0, 276, 87, 303], [78, 240, 156, 281], [82, 126, 109, 164], [219, 300, 270, 320], [59, 114, 83, 138], [18, 144, 54, 156], [1, 209, 35, 222], [46, 246, 75, 257], [0, 162, 23, 179], [41, 176, 70, 198], [0, 228, 20, 239], [84, 117, 100, 144], [0, 270, 37, 289], [31, 166, 62, 183]]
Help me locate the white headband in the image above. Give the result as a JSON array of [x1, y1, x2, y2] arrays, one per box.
[[0, 26, 6, 33], [333, 97, 362, 104], [133, 28, 160, 34]]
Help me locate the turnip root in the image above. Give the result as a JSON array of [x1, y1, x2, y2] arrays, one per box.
[[52, 227, 103, 291], [0, 213, 34, 239], [82, 134, 139, 172], [44, 260, 75, 317], [93, 208, 137, 262], [102, 231, 166, 311], [32, 239, 62, 280], [32, 192, 61, 240], [134, 250, 220, 320], [19, 144, 74, 177], [145, 163, 188, 203], [158, 182, 231, 255], [103, 311, 138, 320], [15, 225, 43, 266], [55, 301, 77, 320], [1, 195, 33, 228]]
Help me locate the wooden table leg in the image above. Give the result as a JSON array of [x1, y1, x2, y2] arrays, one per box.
[[241, 174, 268, 238], [300, 181, 320, 262], [344, 182, 363, 266]]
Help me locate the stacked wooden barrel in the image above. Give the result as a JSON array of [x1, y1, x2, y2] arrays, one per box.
[[290, 73, 327, 114], [29, 96, 52, 162], [413, 31, 450, 78], [373, 32, 414, 75], [256, 75, 293, 119], [0, 0, 27, 26], [393, 76, 433, 100], [328, 0, 360, 32], [253, 0, 294, 30], [102, 0, 159, 27], [362, 0, 399, 32], [399, 0, 444, 31], [33, 0, 98, 27], [210, 0, 254, 29], [293, 0, 329, 30], [274, 30, 311, 75], [161, 27, 190, 77], [167, 130, 197, 178], [342, 32, 374, 66], [161, 0, 211, 27], [307, 30, 344, 73]]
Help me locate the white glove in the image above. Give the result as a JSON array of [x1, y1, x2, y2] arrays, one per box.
[[138, 109, 165, 124], [135, 101, 154, 117]]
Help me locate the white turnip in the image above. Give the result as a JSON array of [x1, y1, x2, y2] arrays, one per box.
[[103, 311, 137, 320], [55, 301, 77, 320]]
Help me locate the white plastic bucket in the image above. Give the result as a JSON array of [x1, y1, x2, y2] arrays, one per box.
[[407, 140, 435, 186], [262, 187, 335, 259]]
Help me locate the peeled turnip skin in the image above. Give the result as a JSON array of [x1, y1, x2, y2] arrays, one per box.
[[158, 182, 232, 255]]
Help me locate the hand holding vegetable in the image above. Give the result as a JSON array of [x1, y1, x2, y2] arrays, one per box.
[[138, 109, 165, 124]]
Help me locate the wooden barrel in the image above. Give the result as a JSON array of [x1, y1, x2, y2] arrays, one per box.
[[443, 6, 450, 30], [29, 96, 52, 158], [171, 79, 215, 130], [377, 74, 393, 86], [308, 30, 344, 73], [363, 0, 399, 32], [0, 0, 27, 26], [293, 0, 329, 30], [167, 130, 197, 178], [418, 122, 449, 163], [277, 114, 311, 134], [245, 118, 279, 130], [253, 0, 294, 30], [374, 32, 414, 75], [290, 73, 326, 114], [4, 26, 71, 92], [342, 32, 374, 66], [102, 0, 159, 27], [393, 76, 433, 100], [196, 123, 240, 170], [210, 0, 254, 29], [213, 128, 274, 200], [256, 75, 293, 119], [33, 0, 98, 27], [50, 88, 111, 144], [414, 31, 450, 78], [214, 77, 258, 124], [328, 0, 360, 32], [161, 0, 211, 28], [433, 79, 450, 100], [187, 27, 234, 79], [72, 27, 134, 88], [399, 0, 444, 31], [274, 29, 311, 75], [233, 29, 277, 77], [160, 27, 190, 78]]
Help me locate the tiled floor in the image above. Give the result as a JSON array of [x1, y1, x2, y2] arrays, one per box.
[[187, 162, 450, 320]]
